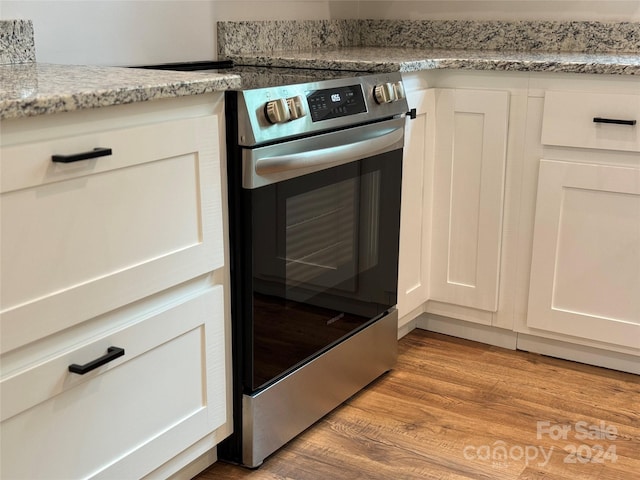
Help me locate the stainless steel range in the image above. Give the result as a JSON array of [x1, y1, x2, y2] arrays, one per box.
[[219, 71, 409, 467]]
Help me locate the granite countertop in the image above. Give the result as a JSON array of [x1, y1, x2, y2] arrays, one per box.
[[1, 50, 636, 120], [0, 63, 241, 120], [217, 20, 640, 76], [227, 46, 640, 76], [2, 17, 638, 120]]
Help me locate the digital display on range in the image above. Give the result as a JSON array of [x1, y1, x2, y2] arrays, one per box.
[[307, 85, 367, 122]]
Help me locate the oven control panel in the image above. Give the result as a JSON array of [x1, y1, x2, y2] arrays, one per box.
[[263, 81, 406, 125], [238, 73, 409, 146], [307, 84, 367, 122]]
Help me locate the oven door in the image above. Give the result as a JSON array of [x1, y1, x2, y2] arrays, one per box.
[[237, 118, 404, 392]]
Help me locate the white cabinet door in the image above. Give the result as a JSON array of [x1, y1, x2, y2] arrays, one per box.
[[429, 89, 510, 312], [527, 159, 640, 350], [397, 89, 435, 320]]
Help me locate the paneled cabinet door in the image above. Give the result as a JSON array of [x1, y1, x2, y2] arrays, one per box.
[[527, 159, 640, 350], [429, 89, 509, 312], [397, 89, 435, 320]]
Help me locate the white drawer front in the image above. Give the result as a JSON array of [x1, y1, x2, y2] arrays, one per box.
[[0, 115, 223, 353], [0, 286, 226, 480], [542, 91, 640, 152]]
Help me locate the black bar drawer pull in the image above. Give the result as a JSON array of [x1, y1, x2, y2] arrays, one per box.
[[593, 117, 637, 126], [52, 147, 113, 163], [68, 346, 125, 375]]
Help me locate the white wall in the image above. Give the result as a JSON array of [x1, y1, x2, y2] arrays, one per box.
[[1, 1, 210, 65], [213, 0, 359, 21], [0, 1, 359, 66], [0, 0, 638, 65]]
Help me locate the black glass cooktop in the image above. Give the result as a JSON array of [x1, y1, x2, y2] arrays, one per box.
[[132, 60, 366, 90]]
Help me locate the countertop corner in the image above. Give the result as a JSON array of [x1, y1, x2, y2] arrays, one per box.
[[0, 63, 242, 120]]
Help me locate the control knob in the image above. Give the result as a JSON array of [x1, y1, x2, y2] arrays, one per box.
[[393, 81, 406, 101], [373, 82, 407, 104], [373, 83, 397, 104], [286, 95, 307, 120], [265, 98, 290, 124]]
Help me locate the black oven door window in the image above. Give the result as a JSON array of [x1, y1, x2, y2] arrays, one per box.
[[245, 149, 402, 391]]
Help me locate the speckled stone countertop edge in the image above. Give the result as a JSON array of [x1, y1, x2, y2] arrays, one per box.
[[2, 51, 637, 120], [225, 48, 640, 76], [0, 64, 242, 120], [397, 56, 640, 76]]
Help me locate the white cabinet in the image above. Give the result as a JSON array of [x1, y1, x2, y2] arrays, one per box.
[[523, 86, 640, 356], [398, 73, 527, 337], [1, 110, 224, 354], [399, 72, 639, 371], [1, 287, 226, 480], [397, 88, 434, 323], [0, 94, 231, 479], [527, 159, 640, 349], [429, 88, 509, 313], [541, 90, 640, 153]]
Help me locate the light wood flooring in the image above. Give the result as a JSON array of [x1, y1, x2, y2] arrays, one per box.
[[194, 329, 640, 480]]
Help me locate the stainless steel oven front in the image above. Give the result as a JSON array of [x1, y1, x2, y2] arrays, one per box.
[[220, 73, 409, 467]]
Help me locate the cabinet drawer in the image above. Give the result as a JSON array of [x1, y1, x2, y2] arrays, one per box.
[[0, 286, 226, 480], [541, 91, 640, 152], [0, 115, 223, 353]]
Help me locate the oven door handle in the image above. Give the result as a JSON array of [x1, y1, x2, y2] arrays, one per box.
[[254, 126, 404, 176]]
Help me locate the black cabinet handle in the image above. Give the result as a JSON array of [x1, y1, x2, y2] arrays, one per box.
[[68, 346, 125, 375], [52, 147, 113, 163], [593, 117, 637, 126]]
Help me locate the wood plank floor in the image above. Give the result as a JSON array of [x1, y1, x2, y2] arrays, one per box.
[[194, 330, 640, 480]]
